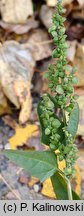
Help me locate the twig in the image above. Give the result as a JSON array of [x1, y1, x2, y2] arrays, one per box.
[[0, 174, 21, 200]]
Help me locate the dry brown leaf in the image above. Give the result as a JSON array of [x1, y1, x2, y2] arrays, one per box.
[[66, 24, 84, 41], [27, 29, 52, 61], [14, 79, 32, 124], [0, 41, 35, 123], [0, 0, 33, 24], [0, 18, 39, 34], [0, 84, 11, 115], [40, 5, 54, 29], [2, 115, 17, 129], [67, 41, 77, 62], [9, 124, 38, 149], [77, 0, 84, 6], [74, 44, 84, 86], [45, 0, 73, 7], [72, 8, 84, 20], [77, 95, 84, 136]]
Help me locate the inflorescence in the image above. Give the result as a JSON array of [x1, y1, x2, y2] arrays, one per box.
[[39, 0, 78, 179]]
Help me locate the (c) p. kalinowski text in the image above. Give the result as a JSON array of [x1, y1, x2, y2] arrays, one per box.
[[32, 202, 84, 212]]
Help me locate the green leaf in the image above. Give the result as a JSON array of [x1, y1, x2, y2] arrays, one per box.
[[72, 191, 81, 200], [51, 172, 81, 200], [67, 103, 79, 138], [2, 150, 57, 182], [51, 172, 68, 200]]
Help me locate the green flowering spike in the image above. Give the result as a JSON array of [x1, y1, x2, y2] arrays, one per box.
[[38, 0, 79, 185]]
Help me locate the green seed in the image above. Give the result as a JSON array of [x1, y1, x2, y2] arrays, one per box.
[[59, 72, 65, 78], [59, 155, 64, 161], [52, 119, 61, 128], [65, 106, 72, 113], [50, 144, 56, 150], [66, 168, 72, 175], [72, 77, 78, 84], [56, 85, 64, 94], [67, 86, 74, 93], [45, 128, 50, 135], [64, 77, 68, 83], [73, 95, 79, 100]]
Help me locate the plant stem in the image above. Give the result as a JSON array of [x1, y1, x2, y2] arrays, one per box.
[[62, 110, 66, 125], [67, 179, 73, 200], [56, 169, 73, 200]]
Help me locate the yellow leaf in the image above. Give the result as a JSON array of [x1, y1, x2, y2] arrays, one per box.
[[73, 164, 81, 196], [0, 84, 11, 115], [42, 178, 55, 198], [77, 95, 84, 136], [14, 79, 32, 124], [28, 177, 38, 187], [9, 124, 38, 149]]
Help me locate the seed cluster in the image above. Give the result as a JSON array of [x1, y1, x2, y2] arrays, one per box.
[[39, 0, 78, 179], [45, 0, 78, 113]]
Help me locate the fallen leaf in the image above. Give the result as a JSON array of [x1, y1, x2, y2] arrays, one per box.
[[0, 0, 33, 24], [72, 8, 84, 20], [42, 178, 55, 198], [72, 164, 81, 196], [77, 0, 84, 6], [26, 135, 48, 151], [0, 41, 35, 123], [74, 44, 84, 86], [0, 84, 11, 115], [40, 5, 54, 29], [14, 79, 32, 124], [0, 18, 39, 34], [67, 40, 77, 62], [9, 124, 38, 149], [77, 95, 84, 136], [2, 115, 17, 129], [45, 0, 73, 7], [77, 150, 84, 190], [66, 24, 84, 41], [18, 174, 29, 185], [27, 29, 52, 61], [28, 176, 38, 187]]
